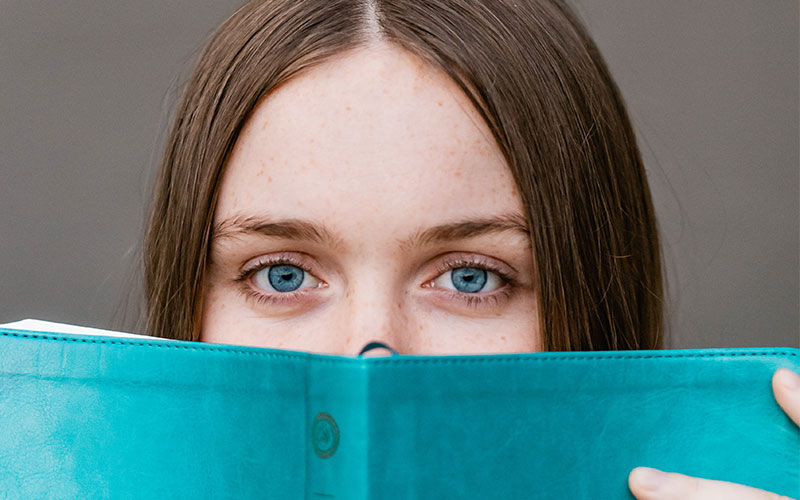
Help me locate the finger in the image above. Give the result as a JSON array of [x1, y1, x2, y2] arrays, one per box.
[[773, 368, 800, 427], [628, 467, 797, 500]]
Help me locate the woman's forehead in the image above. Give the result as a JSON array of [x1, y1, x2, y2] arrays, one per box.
[[215, 44, 524, 241]]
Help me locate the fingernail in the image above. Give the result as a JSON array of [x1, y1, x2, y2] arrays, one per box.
[[635, 467, 666, 491], [778, 369, 800, 391]]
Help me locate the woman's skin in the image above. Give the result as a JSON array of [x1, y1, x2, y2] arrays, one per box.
[[201, 42, 540, 356], [199, 42, 799, 499]]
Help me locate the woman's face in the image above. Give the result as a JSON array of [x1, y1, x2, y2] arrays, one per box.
[[200, 43, 539, 356]]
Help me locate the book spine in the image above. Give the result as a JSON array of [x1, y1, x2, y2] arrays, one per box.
[[306, 358, 368, 499]]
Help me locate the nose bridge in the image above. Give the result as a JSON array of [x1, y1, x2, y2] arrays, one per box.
[[339, 280, 409, 356]]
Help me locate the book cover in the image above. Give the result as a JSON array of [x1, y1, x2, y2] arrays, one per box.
[[1, 320, 797, 499]]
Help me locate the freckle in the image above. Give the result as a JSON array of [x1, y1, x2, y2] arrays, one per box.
[[346, 105, 351, 111], [396, 301, 402, 308], [437, 101, 443, 106], [454, 170, 461, 177], [267, 176, 272, 182], [261, 121, 268, 130], [297, 200, 303, 207], [345, 336, 352, 343], [501, 335, 506, 341]]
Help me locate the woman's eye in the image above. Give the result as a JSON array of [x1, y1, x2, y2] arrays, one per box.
[[432, 266, 504, 293], [252, 264, 321, 293]]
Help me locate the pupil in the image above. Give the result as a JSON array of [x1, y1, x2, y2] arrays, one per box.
[[268, 264, 304, 292], [451, 267, 487, 293]]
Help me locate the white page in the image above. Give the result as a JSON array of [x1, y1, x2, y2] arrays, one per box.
[[0, 318, 177, 341]]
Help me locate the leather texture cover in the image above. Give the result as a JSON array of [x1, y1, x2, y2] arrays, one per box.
[[0, 325, 797, 499]]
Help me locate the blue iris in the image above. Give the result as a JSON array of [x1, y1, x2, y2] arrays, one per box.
[[268, 264, 304, 292], [451, 267, 487, 293]]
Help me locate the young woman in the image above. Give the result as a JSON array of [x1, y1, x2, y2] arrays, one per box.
[[142, 0, 800, 497]]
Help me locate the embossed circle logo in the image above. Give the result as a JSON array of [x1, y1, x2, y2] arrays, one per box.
[[312, 412, 339, 458]]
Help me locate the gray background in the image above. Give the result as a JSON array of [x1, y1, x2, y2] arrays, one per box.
[[1, 1, 797, 348]]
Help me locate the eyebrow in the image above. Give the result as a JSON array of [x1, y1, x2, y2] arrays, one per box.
[[211, 212, 531, 252]]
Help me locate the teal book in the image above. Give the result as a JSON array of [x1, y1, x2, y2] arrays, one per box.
[[0, 319, 798, 499]]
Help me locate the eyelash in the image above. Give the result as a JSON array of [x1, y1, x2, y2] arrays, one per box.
[[429, 257, 516, 309], [234, 255, 319, 308], [233, 254, 518, 310]]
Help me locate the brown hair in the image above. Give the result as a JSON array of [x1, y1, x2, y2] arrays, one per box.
[[144, 0, 667, 351]]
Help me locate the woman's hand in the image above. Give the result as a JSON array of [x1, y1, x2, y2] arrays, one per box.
[[628, 368, 800, 500]]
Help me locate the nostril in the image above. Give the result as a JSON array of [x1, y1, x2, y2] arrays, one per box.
[[358, 341, 400, 357]]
